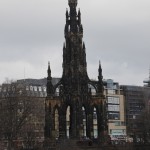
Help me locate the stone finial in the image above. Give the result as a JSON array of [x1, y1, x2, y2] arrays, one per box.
[[68, 0, 78, 5]]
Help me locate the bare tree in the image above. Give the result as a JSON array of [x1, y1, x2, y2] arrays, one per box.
[[0, 80, 34, 150]]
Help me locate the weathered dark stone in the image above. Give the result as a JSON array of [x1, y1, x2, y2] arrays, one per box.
[[45, 0, 107, 140]]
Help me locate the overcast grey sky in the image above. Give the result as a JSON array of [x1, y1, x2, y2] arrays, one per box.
[[0, 0, 150, 85]]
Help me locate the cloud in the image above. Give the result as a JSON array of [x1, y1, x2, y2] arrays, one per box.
[[0, 0, 150, 85]]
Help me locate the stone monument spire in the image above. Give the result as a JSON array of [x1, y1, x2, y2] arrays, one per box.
[[45, 0, 107, 140]]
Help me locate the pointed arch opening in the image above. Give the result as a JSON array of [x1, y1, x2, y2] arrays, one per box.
[[54, 83, 63, 97], [82, 106, 87, 137], [54, 108, 59, 138], [66, 106, 71, 138], [88, 84, 96, 96], [93, 107, 98, 138]]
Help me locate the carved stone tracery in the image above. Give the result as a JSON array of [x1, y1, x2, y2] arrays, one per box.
[[45, 0, 107, 139]]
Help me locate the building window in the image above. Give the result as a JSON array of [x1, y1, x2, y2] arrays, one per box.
[[107, 97, 119, 104], [107, 89, 115, 94], [111, 129, 125, 135], [26, 86, 29, 91], [38, 86, 42, 91], [108, 105, 119, 112], [30, 86, 33, 91], [34, 86, 37, 91], [43, 86, 46, 92], [115, 121, 120, 126], [108, 112, 120, 120], [121, 121, 125, 126]]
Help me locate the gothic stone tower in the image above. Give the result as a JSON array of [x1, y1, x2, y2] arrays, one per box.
[[45, 0, 107, 139]]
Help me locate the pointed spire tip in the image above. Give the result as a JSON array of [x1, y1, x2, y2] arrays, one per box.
[[99, 60, 101, 65], [48, 61, 50, 66], [149, 65, 150, 80]]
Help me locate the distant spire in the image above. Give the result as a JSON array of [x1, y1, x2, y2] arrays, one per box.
[[48, 61, 51, 79], [99, 60, 101, 66], [148, 65, 150, 87], [83, 42, 85, 49], [47, 61, 54, 97], [63, 42, 66, 49], [78, 8, 81, 15], [78, 8, 81, 25], [97, 60, 104, 96], [66, 8, 68, 14], [66, 8, 69, 19], [98, 60, 102, 76], [149, 65, 150, 81]]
